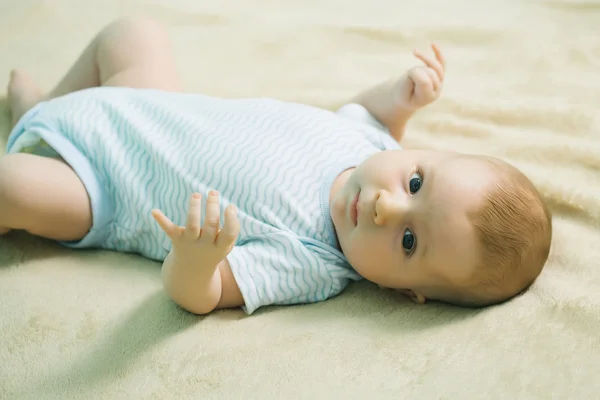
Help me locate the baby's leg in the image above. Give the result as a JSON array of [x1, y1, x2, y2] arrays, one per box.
[[0, 154, 91, 240], [2, 16, 180, 239], [8, 16, 181, 127]]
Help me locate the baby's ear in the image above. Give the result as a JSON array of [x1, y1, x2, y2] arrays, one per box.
[[396, 289, 427, 304]]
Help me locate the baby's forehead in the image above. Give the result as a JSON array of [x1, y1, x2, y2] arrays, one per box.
[[440, 153, 497, 171], [433, 156, 496, 199]]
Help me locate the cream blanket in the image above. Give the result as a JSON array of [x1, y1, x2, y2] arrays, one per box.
[[1, 0, 599, 398]]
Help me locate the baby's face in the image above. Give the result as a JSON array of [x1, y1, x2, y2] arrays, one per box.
[[330, 149, 494, 301]]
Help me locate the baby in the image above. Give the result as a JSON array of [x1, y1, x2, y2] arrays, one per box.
[[1, 17, 552, 315]]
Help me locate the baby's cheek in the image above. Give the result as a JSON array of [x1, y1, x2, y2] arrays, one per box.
[[353, 236, 389, 263], [345, 238, 371, 265]]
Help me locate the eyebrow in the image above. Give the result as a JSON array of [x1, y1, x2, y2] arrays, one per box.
[[419, 166, 436, 263], [420, 226, 430, 262], [420, 238, 429, 262]]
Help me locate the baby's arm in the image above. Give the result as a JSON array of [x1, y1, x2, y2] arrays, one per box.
[[351, 44, 446, 143], [152, 191, 243, 314]]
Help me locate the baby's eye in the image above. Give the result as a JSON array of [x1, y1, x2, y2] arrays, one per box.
[[402, 228, 417, 255], [409, 171, 423, 194]]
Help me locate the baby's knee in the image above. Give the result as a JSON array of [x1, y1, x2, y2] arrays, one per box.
[[97, 15, 171, 72], [101, 15, 168, 47]]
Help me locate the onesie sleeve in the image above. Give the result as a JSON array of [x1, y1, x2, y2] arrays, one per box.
[[226, 232, 355, 315], [336, 103, 401, 151]]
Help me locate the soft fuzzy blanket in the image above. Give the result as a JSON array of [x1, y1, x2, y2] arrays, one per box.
[[1, 0, 599, 398]]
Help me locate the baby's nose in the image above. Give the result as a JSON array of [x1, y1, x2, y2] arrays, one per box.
[[374, 190, 407, 226]]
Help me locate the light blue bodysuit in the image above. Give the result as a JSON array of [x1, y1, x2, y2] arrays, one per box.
[[7, 87, 400, 314]]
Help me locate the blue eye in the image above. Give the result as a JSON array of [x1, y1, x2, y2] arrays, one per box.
[[409, 171, 422, 194], [403, 229, 416, 254]]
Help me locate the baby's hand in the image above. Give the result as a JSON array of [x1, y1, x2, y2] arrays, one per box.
[[151, 191, 240, 268], [394, 43, 446, 112]]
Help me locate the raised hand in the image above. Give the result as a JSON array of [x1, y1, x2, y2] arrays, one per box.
[[394, 43, 446, 112], [151, 191, 240, 268]]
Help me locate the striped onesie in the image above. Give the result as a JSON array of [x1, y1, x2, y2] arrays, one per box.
[[7, 87, 400, 314]]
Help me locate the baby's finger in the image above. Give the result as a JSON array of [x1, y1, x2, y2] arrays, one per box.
[[185, 193, 202, 239], [413, 48, 444, 81], [202, 190, 221, 242], [425, 67, 442, 93], [217, 204, 240, 250], [409, 68, 433, 92], [152, 209, 183, 239], [431, 43, 446, 71]]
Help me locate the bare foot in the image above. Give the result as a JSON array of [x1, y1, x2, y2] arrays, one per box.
[[7, 70, 44, 128]]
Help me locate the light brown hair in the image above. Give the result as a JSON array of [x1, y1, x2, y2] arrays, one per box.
[[441, 156, 552, 307]]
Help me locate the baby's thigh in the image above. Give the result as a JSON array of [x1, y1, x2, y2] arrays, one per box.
[[98, 16, 181, 91], [0, 153, 92, 241]]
